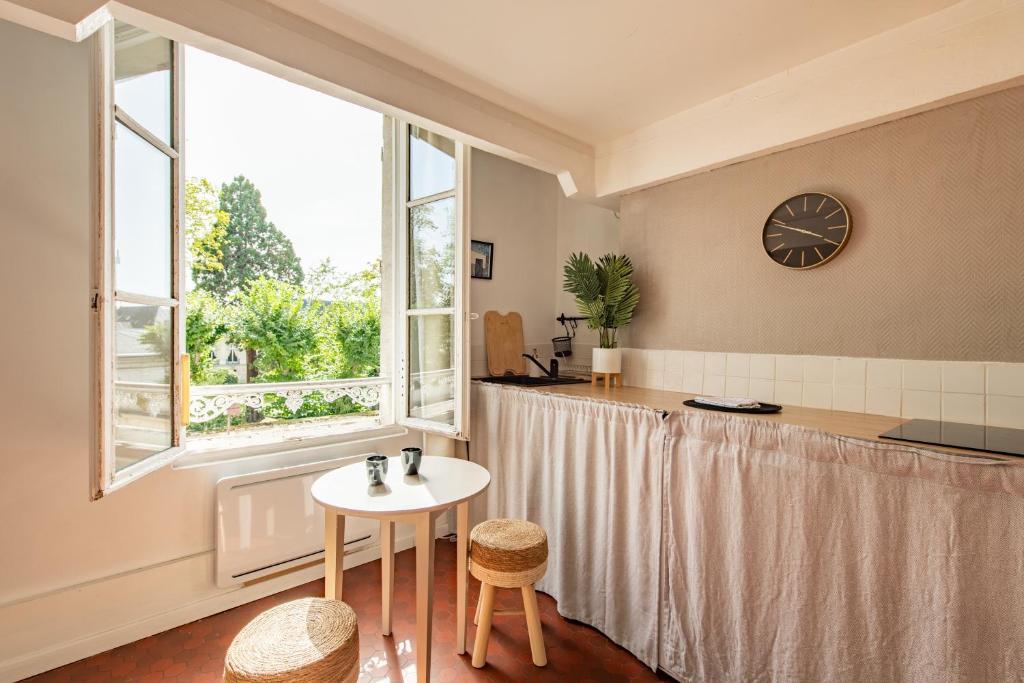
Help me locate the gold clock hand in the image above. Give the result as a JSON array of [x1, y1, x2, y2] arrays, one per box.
[[771, 220, 824, 239]]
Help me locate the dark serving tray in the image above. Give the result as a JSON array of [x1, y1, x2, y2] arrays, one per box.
[[683, 399, 783, 414]]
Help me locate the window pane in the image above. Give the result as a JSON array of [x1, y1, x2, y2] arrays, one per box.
[[115, 20, 172, 145], [409, 197, 455, 309], [115, 122, 172, 297], [409, 126, 455, 200], [408, 314, 454, 425], [114, 302, 173, 471]]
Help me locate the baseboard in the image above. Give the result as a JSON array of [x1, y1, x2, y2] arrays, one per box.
[[0, 519, 449, 683]]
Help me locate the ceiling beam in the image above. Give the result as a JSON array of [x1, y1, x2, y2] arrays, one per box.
[[595, 0, 1024, 197]]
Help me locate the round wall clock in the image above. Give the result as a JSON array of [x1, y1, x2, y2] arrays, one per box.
[[762, 192, 851, 269]]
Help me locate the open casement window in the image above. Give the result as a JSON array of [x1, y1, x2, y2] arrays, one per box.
[[93, 21, 185, 497], [392, 121, 471, 438]]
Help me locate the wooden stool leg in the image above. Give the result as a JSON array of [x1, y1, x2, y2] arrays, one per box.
[[521, 584, 547, 666], [472, 583, 497, 668], [474, 589, 483, 625]]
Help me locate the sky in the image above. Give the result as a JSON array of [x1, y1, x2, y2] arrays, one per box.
[[183, 46, 384, 278]]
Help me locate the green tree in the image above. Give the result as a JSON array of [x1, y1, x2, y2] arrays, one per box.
[[194, 176, 303, 301], [310, 260, 382, 380], [138, 291, 236, 387], [229, 277, 318, 382], [185, 177, 228, 276], [185, 290, 235, 385]]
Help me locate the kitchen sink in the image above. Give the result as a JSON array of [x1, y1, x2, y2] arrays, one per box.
[[475, 375, 588, 387]]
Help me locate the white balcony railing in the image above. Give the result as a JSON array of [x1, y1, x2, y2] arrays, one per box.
[[115, 381, 171, 418], [188, 377, 388, 424], [118, 371, 460, 426]]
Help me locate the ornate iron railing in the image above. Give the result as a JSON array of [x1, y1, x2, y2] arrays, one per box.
[[188, 377, 389, 424], [114, 381, 171, 418]]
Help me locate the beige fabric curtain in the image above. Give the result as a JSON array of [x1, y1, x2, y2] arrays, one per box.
[[660, 410, 1024, 682], [469, 383, 668, 669]]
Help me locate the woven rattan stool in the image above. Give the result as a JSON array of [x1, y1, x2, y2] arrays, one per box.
[[224, 597, 359, 683], [470, 518, 548, 668]]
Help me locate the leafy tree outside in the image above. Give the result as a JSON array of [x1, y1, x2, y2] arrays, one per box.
[[184, 289, 236, 386], [171, 175, 384, 433], [184, 178, 228, 276], [193, 175, 304, 301], [229, 277, 319, 383]]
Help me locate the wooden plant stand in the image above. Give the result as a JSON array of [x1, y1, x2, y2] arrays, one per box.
[[591, 372, 621, 387]]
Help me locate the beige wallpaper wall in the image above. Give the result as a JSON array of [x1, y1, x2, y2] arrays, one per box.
[[621, 86, 1024, 362]]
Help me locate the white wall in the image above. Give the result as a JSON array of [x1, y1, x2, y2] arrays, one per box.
[[0, 20, 424, 681], [469, 150, 619, 377]]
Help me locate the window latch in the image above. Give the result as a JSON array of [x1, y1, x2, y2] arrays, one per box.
[[90, 292, 99, 310]]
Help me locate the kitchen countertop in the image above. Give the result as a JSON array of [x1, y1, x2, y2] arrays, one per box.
[[524, 382, 1022, 461]]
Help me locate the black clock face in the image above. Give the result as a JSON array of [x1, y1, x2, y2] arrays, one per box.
[[762, 193, 851, 269]]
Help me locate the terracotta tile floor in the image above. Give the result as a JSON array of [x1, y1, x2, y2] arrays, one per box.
[[26, 540, 671, 682]]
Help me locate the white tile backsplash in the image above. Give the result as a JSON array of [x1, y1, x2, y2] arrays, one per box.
[[802, 382, 833, 409], [867, 359, 902, 389], [749, 379, 775, 403], [704, 352, 727, 377], [835, 358, 866, 386], [725, 376, 749, 397], [803, 356, 835, 384], [902, 390, 941, 420], [866, 387, 902, 417], [644, 371, 665, 391], [941, 393, 985, 424], [942, 363, 985, 394], [663, 351, 684, 391], [749, 354, 775, 380], [681, 372, 704, 394], [726, 353, 750, 377], [683, 351, 705, 375], [903, 361, 941, 392], [775, 355, 804, 382], [774, 380, 802, 406], [646, 350, 665, 376], [987, 395, 1024, 428], [702, 374, 726, 396], [834, 385, 866, 413], [619, 348, 1017, 426], [987, 364, 1024, 397], [622, 348, 642, 373]]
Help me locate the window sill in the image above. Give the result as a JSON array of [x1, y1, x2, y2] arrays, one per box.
[[174, 419, 409, 469]]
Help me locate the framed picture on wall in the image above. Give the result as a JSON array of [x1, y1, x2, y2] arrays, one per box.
[[471, 240, 494, 279]]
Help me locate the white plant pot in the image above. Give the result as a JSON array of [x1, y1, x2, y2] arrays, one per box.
[[592, 347, 622, 374]]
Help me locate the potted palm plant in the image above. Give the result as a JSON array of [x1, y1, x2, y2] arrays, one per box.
[[562, 252, 640, 374]]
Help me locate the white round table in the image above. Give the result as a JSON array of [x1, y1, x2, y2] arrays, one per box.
[[312, 455, 490, 683]]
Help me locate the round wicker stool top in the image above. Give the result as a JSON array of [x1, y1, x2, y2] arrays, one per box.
[[470, 519, 548, 588], [224, 597, 359, 683]]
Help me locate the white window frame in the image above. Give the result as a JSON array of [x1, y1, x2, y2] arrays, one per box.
[[93, 21, 187, 498], [392, 119, 471, 439], [93, 30, 474, 484]]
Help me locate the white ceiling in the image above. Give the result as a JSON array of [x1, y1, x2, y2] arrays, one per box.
[[269, 0, 960, 145]]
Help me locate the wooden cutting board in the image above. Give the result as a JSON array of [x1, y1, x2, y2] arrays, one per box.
[[484, 310, 527, 376]]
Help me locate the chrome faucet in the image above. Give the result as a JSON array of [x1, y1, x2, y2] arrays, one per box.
[[522, 353, 559, 378]]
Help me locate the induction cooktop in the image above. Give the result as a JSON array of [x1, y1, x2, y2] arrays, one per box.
[[879, 419, 1024, 457]]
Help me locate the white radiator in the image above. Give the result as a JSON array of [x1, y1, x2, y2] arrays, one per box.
[[215, 455, 377, 587]]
